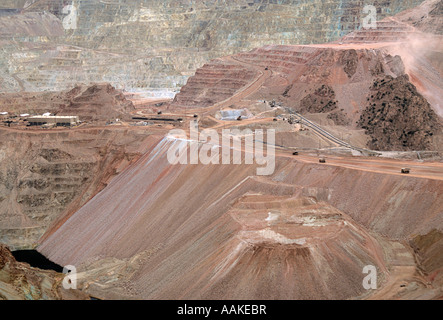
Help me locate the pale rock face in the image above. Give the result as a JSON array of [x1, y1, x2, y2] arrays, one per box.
[[0, 0, 425, 96]]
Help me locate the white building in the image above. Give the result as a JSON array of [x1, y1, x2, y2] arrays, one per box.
[[28, 116, 80, 127]]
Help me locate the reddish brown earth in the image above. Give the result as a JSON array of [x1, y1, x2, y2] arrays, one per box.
[[171, 44, 403, 129], [1, 1, 443, 301], [172, 59, 258, 109], [395, 0, 443, 35], [411, 230, 443, 288], [35, 133, 443, 299], [59, 84, 135, 122], [33, 1, 443, 300], [170, 1, 443, 151]]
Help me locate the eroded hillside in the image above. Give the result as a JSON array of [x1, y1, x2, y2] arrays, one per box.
[[358, 75, 441, 151]]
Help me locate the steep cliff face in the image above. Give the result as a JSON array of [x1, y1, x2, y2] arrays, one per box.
[[0, 0, 425, 96]]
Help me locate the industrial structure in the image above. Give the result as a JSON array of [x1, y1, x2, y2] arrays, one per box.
[[27, 116, 79, 127]]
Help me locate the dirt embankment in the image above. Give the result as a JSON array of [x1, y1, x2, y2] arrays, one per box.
[[37, 136, 443, 300], [358, 75, 441, 151], [410, 230, 443, 288], [59, 84, 135, 122]]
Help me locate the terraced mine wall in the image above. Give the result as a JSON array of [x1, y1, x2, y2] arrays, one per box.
[[0, 0, 425, 96], [0, 127, 155, 250], [172, 44, 406, 119], [0, 1, 27, 9]]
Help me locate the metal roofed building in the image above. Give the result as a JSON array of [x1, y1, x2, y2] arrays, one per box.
[[28, 116, 80, 127]]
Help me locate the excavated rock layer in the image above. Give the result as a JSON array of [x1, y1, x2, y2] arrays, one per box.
[[171, 1, 443, 149], [172, 44, 405, 127], [358, 75, 441, 151], [410, 230, 443, 288], [340, 17, 418, 44], [0, 0, 425, 94], [0, 244, 88, 300], [2, 0, 442, 301], [172, 60, 257, 108], [395, 0, 443, 34], [299, 85, 338, 114], [0, 127, 155, 250], [0, 11, 64, 37], [338, 0, 443, 120]]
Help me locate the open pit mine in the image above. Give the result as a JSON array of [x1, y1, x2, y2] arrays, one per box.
[[0, 0, 442, 302]]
